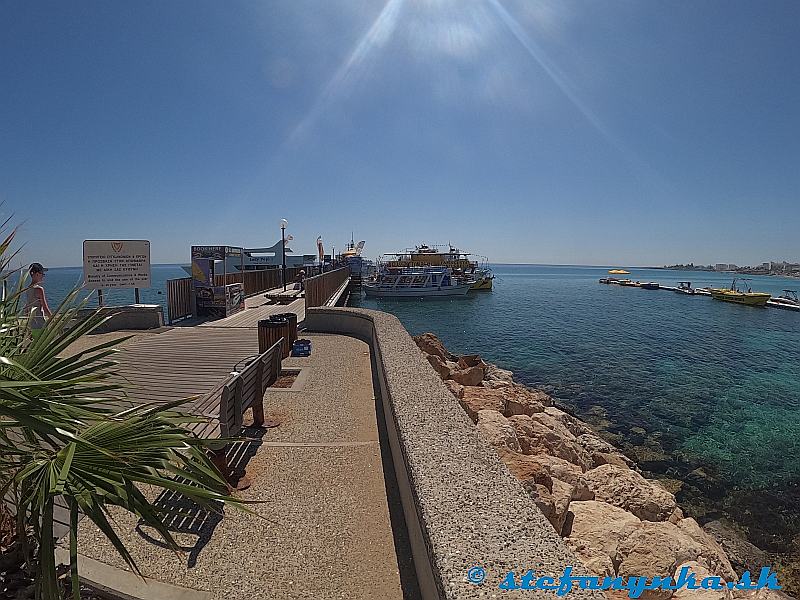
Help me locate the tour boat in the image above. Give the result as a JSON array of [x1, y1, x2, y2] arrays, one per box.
[[710, 279, 770, 306], [608, 269, 631, 275], [363, 267, 472, 298], [384, 244, 494, 291]]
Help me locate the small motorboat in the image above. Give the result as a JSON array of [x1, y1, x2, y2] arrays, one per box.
[[675, 281, 695, 295], [640, 282, 659, 290], [710, 278, 770, 306], [771, 290, 800, 311]]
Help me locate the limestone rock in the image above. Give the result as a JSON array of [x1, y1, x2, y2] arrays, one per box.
[[484, 363, 515, 383], [576, 433, 634, 468], [566, 500, 642, 567], [545, 407, 595, 437], [509, 414, 593, 469], [507, 384, 554, 407], [495, 448, 553, 491], [527, 454, 593, 500], [476, 410, 520, 452], [484, 379, 512, 389], [412, 332, 454, 361], [702, 520, 768, 577], [450, 365, 485, 387], [523, 482, 556, 529], [550, 478, 574, 534], [443, 379, 464, 399], [673, 561, 732, 600], [425, 353, 453, 380], [676, 518, 736, 580], [504, 391, 545, 417], [565, 538, 615, 577], [585, 464, 678, 521], [459, 387, 506, 421], [457, 354, 485, 370], [618, 521, 708, 599]]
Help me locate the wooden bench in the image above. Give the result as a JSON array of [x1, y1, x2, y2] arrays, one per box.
[[190, 338, 284, 487]]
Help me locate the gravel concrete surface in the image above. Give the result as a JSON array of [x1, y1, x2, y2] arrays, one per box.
[[306, 308, 606, 600], [75, 333, 405, 600]]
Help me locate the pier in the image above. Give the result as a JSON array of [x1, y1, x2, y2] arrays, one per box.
[[599, 278, 800, 311]]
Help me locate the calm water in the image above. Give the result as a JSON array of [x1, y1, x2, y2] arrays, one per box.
[[10, 264, 188, 311], [352, 265, 800, 552]]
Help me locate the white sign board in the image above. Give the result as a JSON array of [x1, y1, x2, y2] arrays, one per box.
[[83, 240, 151, 289]]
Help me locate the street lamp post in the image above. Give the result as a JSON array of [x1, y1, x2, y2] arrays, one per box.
[[280, 218, 288, 291]]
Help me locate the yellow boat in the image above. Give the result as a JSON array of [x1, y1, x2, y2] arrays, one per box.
[[710, 279, 770, 306], [608, 269, 630, 275]]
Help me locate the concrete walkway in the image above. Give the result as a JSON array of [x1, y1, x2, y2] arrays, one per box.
[[74, 333, 407, 600]]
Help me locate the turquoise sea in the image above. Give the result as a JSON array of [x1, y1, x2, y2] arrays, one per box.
[[352, 265, 800, 557]]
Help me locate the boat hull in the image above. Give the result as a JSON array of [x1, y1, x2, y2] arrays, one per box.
[[470, 277, 493, 290], [363, 283, 472, 298], [710, 290, 770, 306]]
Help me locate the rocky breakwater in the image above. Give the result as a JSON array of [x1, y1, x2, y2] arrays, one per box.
[[414, 333, 792, 600]]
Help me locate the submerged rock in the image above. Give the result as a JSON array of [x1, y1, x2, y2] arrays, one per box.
[[585, 464, 678, 522], [702, 520, 768, 576]]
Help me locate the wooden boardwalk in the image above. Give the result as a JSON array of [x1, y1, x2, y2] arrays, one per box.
[[200, 296, 305, 328]]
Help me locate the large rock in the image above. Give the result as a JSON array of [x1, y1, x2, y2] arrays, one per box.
[[504, 391, 545, 417], [508, 414, 593, 469], [506, 384, 554, 407], [413, 333, 455, 361], [576, 433, 635, 468], [565, 538, 615, 577], [702, 520, 768, 577], [450, 365, 485, 387], [484, 379, 512, 389], [425, 353, 453, 380], [617, 521, 708, 599], [459, 387, 506, 421], [495, 448, 553, 491], [585, 464, 678, 521], [476, 410, 520, 452], [524, 483, 556, 529], [549, 478, 575, 534], [457, 354, 485, 370], [443, 379, 464, 399], [484, 363, 515, 383], [545, 407, 595, 437], [566, 500, 642, 567], [676, 518, 736, 580], [673, 561, 732, 600], [527, 454, 593, 500]]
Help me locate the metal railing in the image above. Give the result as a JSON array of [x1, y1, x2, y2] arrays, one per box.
[[304, 267, 350, 309]]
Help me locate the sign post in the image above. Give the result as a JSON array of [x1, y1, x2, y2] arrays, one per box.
[[83, 240, 152, 304]]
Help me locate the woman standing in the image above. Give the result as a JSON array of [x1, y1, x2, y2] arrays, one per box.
[[25, 262, 52, 339]]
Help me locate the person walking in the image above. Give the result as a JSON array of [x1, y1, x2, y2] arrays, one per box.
[[25, 262, 52, 339]]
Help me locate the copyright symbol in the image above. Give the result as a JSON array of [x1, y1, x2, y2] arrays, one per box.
[[467, 566, 486, 585]]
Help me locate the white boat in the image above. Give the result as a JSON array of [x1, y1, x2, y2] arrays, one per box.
[[363, 267, 471, 298]]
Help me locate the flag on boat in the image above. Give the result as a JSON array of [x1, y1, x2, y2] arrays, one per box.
[[355, 240, 365, 255], [284, 234, 293, 246], [317, 236, 324, 262]]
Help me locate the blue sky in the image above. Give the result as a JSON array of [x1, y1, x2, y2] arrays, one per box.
[[1, 0, 798, 267]]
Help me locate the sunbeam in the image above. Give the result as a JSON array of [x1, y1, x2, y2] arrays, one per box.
[[287, 0, 405, 145]]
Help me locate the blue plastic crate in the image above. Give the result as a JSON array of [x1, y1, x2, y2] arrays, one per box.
[[291, 339, 312, 357]]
